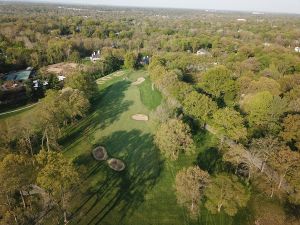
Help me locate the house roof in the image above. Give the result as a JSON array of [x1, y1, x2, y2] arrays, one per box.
[[5, 69, 33, 81]]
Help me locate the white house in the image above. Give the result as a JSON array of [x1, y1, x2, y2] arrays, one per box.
[[90, 50, 101, 61], [295, 47, 300, 53], [58, 75, 66, 81], [196, 49, 211, 57]]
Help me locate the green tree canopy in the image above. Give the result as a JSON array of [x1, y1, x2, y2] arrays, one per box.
[[154, 119, 194, 160], [198, 66, 236, 99], [280, 114, 300, 150], [65, 72, 98, 100], [241, 91, 287, 134], [183, 91, 218, 124], [212, 108, 247, 141], [204, 174, 250, 216], [36, 150, 80, 223], [124, 52, 138, 70], [175, 166, 210, 217]]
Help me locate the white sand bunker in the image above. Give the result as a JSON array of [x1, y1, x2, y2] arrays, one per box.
[[101, 76, 112, 81], [113, 71, 125, 77], [108, 158, 126, 171], [96, 80, 105, 84], [132, 114, 149, 121], [132, 77, 145, 85], [92, 146, 108, 161]]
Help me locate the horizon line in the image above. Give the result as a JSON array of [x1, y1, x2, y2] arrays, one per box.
[[1, 0, 300, 15]]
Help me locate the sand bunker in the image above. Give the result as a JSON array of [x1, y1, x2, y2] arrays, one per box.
[[96, 80, 105, 84], [92, 146, 108, 161], [132, 114, 149, 121], [113, 71, 125, 77], [108, 158, 126, 171], [101, 76, 112, 81], [132, 77, 145, 85]]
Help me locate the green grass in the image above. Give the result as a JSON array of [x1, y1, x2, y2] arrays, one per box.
[[138, 77, 162, 110]]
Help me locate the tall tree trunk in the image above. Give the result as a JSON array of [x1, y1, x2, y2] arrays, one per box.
[[261, 161, 265, 173], [20, 190, 26, 208], [270, 187, 274, 198], [247, 169, 251, 182], [64, 211, 68, 224], [46, 132, 50, 152], [42, 130, 46, 150], [278, 176, 284, 190], [217, 203, 223, 212], [6, 193, 18, 225], [61, 189, 68, 224]]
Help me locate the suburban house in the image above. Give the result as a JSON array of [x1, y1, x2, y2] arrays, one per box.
[[90, 50, 101, 61], [1, 68, 36, 105], [140, 56, 150, 65], [5, 67, 35, 82], [295, 47, 300, 53]]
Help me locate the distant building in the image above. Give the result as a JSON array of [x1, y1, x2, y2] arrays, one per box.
[[237, 18, 247, 22], [58, 75, 66, 81], [90, 50, 101, 61], [196, 49, 211, 57], [264, 42, 271, 47], [295, 47, 300, 53], [5, 67, 35, 82], [140, 56, 150, 65]]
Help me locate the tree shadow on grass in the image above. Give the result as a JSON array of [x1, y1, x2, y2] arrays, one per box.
[[61, 81, 133, 151], [71, 129, 163, 225], [196, 147, 223, 174]]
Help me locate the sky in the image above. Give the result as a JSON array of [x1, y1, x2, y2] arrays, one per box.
[[10, 0, 300, 14]]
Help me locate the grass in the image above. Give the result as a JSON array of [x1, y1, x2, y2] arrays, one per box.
[[0, 102, 37, 124], [138, 77, 162, 110]]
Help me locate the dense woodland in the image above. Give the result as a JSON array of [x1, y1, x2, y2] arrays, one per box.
[[1, 2, 300, 225]]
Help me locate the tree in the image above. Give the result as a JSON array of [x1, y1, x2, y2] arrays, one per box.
[[280, 115, 300, 150], [269, 148, 300, 190], [242, 91, 287, 134], [36, 150, 80, 224], [204, 174, 250, 216], [240, 77, 281, 96], [198, 66, 236, 100], [16, 121, 38, 157], [221, 143, 257, 181], [37, 88, 90, 151], [212, 108, 247, 141], [65, 72, 98, 100], [249, 136, 282, 172], [175, 166, 210, 217], [0, 154, 36, 224], [154, 119, 194, 160], [183, 91, 218, 124], [124, 52, 137, 69]]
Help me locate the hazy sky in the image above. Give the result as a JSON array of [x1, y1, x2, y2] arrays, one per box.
[[13, 0, 300, 14]]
